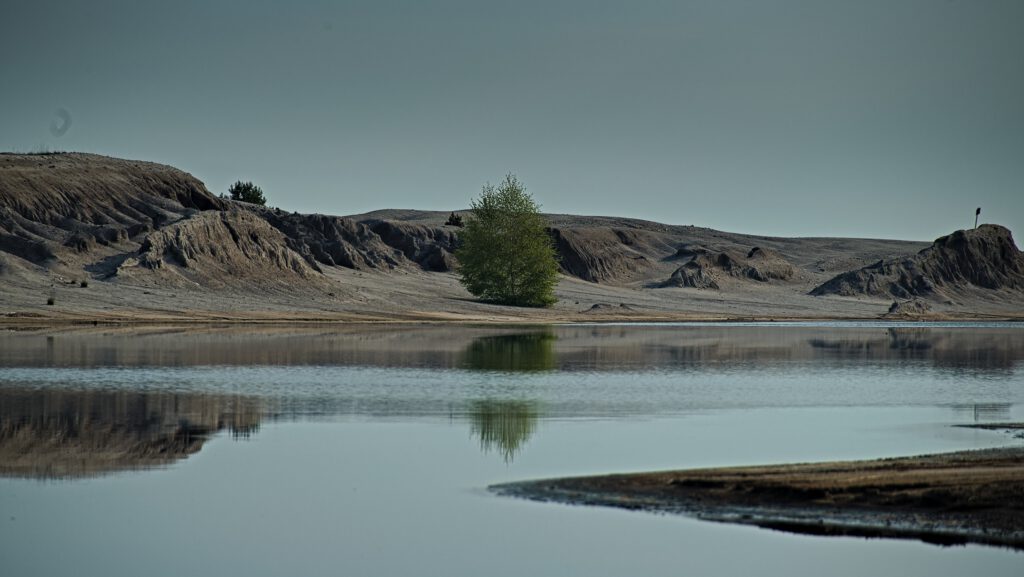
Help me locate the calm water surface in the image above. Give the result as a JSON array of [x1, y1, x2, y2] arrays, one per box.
[[1, 323, 1022, 576]]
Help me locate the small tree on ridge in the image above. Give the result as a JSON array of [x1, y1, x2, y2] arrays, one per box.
[[227, 180, 267, 205]]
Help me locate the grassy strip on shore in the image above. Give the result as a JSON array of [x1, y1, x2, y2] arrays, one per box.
[[491, 445, 1024, 550]]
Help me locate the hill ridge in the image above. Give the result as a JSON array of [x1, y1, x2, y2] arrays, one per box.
[[1, 152, 1020, 321]]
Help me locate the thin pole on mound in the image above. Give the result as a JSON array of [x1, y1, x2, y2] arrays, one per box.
[[975, 207, 981, 229]]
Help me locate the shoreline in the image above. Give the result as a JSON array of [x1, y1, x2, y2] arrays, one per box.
[[491, 445, 1024, 551], [3, 311, 1023, 329]]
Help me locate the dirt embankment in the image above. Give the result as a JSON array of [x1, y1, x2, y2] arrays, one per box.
[[2, 153, 1022, 322], [0, 153, 223, 266], [659, 245, 796, 289], [118, 209, 325, 289], [354, 209, 941, 296], [0, 153, 462, 296], [492, 446, 1024, 550], [812, 225, 1024, 300]]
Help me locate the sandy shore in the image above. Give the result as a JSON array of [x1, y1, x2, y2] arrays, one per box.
[[2, 311, 1021, 328], [4, 257, 1024, 328], [492, 445, 1024, 550]]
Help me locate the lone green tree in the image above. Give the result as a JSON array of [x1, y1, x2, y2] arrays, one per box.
[[456, 174, 559, 307], [227, 180, 267, 205]]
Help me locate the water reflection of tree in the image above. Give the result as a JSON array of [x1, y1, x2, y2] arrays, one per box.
[[805, 329, 1024, 374], [469, 400, 539, 463], [951, 403, 1012, 422], [462, 332, 556, 372]]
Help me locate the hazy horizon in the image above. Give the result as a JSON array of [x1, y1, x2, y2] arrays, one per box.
[[2, 0, 1021, 241]]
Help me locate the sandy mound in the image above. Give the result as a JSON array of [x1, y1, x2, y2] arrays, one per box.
[[549, 226, 674, 282], [811, 225, 1024, 299], [581, 303, 637, 314], [258, 208, 458, 272], [662, 257, 722, 289], [0, 153, 222, 266], [744, 246, 796, 281], [884, 299, 933, 318], [0, 252, 39, 281], [0, 153, 457, 294], [362, 219, 458, 272], [659, 246, 795, 289], [112, 209, 325, 289]]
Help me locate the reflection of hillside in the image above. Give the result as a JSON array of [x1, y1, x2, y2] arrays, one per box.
[[885, 328, 934, 351], [4, 325, 1023, 373], [554, 327, 1024, 371], [463, 332, 555, 372], [0, 327, 501, 368], [807, 328, 1024, 372], [468, 400, 539, 463], [558, 340, 797, 367], [0, 389, 261, 479]]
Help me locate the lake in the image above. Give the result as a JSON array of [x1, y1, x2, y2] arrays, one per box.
[[1, 322, 1022, 576]]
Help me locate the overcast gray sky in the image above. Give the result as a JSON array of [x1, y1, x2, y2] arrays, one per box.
[[2, 0, 1021, 240]]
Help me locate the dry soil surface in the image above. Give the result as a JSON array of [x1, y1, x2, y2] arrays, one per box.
[[493, 445, 1024, 550]]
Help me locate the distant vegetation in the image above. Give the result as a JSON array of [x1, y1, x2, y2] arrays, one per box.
[[3, 146, 66, 155], [455, 174, 559, 307], [445, 211, 464, 228], [225, 180, 267, 205]]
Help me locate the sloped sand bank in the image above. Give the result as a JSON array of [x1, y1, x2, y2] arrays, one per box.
[[492, 446, 1024, 550]]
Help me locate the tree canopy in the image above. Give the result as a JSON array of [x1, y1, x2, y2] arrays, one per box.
[[227, 180, 267, 205], [455, 175, 559, 307]]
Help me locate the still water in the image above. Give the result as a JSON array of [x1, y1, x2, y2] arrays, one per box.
[[1, 323, 1022, 576]]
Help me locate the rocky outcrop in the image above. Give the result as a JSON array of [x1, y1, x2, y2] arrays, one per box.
[[255, 208, 458, 272], [114, 209, 324, 288], [365, 220, 458, 272], [811, 225, 1024, 299], [0, 153, 223, 266], [258, 209, 401, 270], [660, 246, 795, 289], [744, 246, 796, 282], [0, 153, 458, 291], [885, 299, 933, 318], [661, 254, 721, 289], [549, 227, 671, 282]]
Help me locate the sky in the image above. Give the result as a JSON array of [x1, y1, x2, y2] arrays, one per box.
[[2, 0, 1022, 241]]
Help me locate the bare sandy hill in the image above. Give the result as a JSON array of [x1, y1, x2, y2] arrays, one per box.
[[350, 208, 931, 289], [1, 153, 1022, 322], [1, 153, 221, 265], [812, 225, 1024, 300], [0, 154, 453, 295]]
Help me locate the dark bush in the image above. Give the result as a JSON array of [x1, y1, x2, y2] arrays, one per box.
[[227, 181, 267, 205], [445, 211, 464, 228]]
